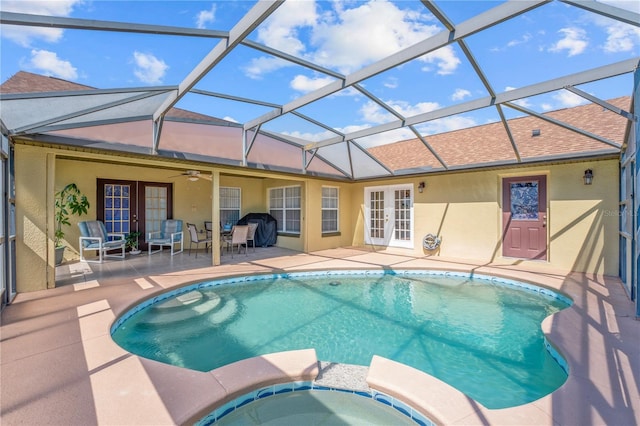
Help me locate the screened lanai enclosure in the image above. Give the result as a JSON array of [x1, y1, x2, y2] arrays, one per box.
[[0, 0, 638, 315]]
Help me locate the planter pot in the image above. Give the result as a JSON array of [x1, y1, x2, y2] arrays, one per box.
[[55, 246, 65, 266], [129, 249, 141, 255]]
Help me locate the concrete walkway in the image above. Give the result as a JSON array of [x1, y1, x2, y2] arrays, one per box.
[[1, 247, 638, 425]]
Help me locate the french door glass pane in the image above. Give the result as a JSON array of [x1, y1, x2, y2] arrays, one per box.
[[394, 189, 411, 241], [370, 191, 384, 239], [145, 186, 168, 235], [104, 184, 131, 234]]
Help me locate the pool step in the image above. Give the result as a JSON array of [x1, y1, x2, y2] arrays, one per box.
[[143, 293, 222, 325]]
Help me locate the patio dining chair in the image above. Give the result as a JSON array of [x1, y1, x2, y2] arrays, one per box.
[[228, 225, 249, 258], [187, 223, 212, 258], [78, 220, 126, 263], [204, 220, 213, 252], [246, 222, 258, 252], [148, 219, 184, 256]]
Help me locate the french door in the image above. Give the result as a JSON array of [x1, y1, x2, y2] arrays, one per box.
[[502, 175, 547, 260], [364, 184, 413, 248], [97, 179, 173, 251]]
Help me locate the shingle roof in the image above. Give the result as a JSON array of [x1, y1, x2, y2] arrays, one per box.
[[368, 97, 629, 171]]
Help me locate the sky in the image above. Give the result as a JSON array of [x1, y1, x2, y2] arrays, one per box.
[[1, 0, 639, 147]]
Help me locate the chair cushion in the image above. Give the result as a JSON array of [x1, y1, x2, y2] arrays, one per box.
[[161, 220, 182, 238], [149, 238, 172, 245], [78, 221, 109, 247]]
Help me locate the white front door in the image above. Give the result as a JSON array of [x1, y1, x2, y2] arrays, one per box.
[[364, 184, 413, 248]]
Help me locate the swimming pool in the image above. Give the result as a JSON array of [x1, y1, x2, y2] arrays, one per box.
[[111, 270, 571, 409]]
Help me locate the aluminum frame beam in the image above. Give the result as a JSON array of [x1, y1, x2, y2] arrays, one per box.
[[560, 0, 640, 27], [307, 57, 639, 150], [244, 0, 549, 131], [151, 1, 284, 124]]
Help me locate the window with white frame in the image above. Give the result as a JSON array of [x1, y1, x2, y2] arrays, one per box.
[[269, 186, 300, 233], [321, 186, 339, 233], [220, 187, 241, 228]]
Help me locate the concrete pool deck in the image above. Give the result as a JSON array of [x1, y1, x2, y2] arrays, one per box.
[[1, 247, 638, 425]]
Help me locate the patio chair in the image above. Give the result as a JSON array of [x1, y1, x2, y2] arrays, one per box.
[[246, 222, 258, 252], [228, 225, 249, 258], [78, 220, 126, 263], [187, 223, 212, 258], [148, 219, 184, 256], [204, 220, 213, 252]]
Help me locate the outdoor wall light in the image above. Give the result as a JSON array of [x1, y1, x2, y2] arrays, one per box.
[[583, 169, 593, 185], [418, 181, 425, 193]]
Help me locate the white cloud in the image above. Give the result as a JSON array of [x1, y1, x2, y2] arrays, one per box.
[[196, 3, 216, 29], [417, 115, 478, 136], [27, 49, 78, 80], [507, 33, 532, 48], [549, 27, 588, 56], [223, 116, 238, 123], [388, 100, 440, 117], [451, 88, 471, 101], [132, 52, 168, 84], [290, 75, 336, 93], [360, 101, 396, 124], [602, 22, 640, 53], [1, 0, 82, 47], [356, 127, 415, 148], [247, 0, 458, 79], [257, 0, 318, 55], [243, 57, 290, 80], [491, 33, 533, 52], [384, 77, 398, 89], [553, 91, 588, 108], [282, 129, 336, 142], [311, 1, 446, 74], [541, 103, 553, 111], [420, 46, 460, 75], [360, 99, 439, 124]]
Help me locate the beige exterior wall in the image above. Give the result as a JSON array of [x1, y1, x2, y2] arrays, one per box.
[[14, 146, 54, 291], [352, 159, 619, 275], [13, 141, 619, 293]]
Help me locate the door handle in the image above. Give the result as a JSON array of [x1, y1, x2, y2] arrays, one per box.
[[543, 215, 547, 227]]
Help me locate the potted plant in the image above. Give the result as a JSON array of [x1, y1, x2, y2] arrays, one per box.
[[125, 231, 142, 255], [54, 183, 90, 265]]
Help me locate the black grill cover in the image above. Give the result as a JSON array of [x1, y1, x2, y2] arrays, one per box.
[[236, 213, 277, 247]]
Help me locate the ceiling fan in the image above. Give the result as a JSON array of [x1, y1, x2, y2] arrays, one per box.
[[169, 170, 212, 181]]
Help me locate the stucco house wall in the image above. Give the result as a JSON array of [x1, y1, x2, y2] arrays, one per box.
[[13, 140, 619, 293], [352, 159, 619, 275]]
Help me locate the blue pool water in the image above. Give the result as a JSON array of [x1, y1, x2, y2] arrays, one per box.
[[111, 270, 570, 409]]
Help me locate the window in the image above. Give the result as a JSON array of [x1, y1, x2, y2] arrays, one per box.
[[321, 186, 339, 233], [220, 187, 241, 227], [269, 186, 300, 233]]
